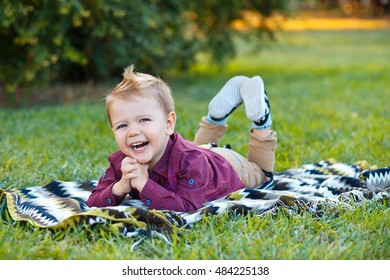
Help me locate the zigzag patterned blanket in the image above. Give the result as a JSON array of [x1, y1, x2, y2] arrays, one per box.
[[1, 159, 389, 241]]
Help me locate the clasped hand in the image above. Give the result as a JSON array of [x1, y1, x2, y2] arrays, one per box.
[[112, 157, 148, 196]]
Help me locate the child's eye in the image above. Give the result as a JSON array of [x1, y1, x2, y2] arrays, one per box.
[[140, 118, 151, 123], [116, 124, 127, 130]]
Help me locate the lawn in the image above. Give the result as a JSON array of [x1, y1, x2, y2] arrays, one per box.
[[0, 29, 389, 260]]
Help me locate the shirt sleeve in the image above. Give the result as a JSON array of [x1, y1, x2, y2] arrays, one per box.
[[86, 155, 127, 207], [139, 151, 211, 212]]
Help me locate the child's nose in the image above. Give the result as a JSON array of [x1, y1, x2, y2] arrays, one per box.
[[127, 125, 141, 137]]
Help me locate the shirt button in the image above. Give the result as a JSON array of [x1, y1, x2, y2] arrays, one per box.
[[107, 198, 112, 204], [145, 199, 152, 205], [188, 179, 195, 185]]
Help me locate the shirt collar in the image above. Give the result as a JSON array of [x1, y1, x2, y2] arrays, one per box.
[[150, 133, 175, 177]]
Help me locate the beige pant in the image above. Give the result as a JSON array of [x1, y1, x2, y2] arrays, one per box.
[[193, 117, 277, 188]]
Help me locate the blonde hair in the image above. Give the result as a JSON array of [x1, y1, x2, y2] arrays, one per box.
[[105, 65, 174, 126]]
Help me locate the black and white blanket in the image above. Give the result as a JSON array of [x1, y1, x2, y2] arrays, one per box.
[[1, 159, 389, 241]]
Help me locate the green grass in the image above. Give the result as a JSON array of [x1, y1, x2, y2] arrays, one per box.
[[1, 29, 389, 259]]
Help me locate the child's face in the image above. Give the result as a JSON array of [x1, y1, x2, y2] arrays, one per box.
[[109, 95, 176, 169]]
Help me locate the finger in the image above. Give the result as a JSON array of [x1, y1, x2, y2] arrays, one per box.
[[122, 157, 137, 165], [121, 162, 138, 174], [122, 172, 139, 181], [136, 162, 148, 170]]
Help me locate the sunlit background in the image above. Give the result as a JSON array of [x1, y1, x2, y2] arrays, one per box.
[[1, 0, 389, 108]]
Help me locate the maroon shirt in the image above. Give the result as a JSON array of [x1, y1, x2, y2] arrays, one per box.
[[86, 132, 244, 212]]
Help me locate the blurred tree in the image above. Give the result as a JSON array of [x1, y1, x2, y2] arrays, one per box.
[[295, 0, 390, 15], [0, 0, 289, 105]]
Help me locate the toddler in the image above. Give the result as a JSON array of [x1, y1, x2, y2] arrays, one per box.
[[87, 66, 277, 212]]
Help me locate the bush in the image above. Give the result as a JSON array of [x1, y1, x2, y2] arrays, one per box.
[[0, 0, 289, 106]]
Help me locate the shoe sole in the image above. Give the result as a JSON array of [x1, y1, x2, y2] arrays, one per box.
[[208, 76, 248, 120], [240, 76, 266, 121]]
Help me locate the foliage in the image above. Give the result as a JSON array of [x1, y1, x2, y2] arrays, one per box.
[[0, 0, 289, 103]]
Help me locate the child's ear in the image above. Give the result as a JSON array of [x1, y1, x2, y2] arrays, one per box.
[[166, 111, 176, 135]]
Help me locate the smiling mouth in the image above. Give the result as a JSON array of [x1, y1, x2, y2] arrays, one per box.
[[131, 141, 149, 151]]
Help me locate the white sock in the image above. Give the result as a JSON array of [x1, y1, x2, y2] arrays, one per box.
[[240, 76, 266, 121], [208, 76, 249, 121]]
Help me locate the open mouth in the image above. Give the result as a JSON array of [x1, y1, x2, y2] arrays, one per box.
[[131, 141, 149, 151]]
